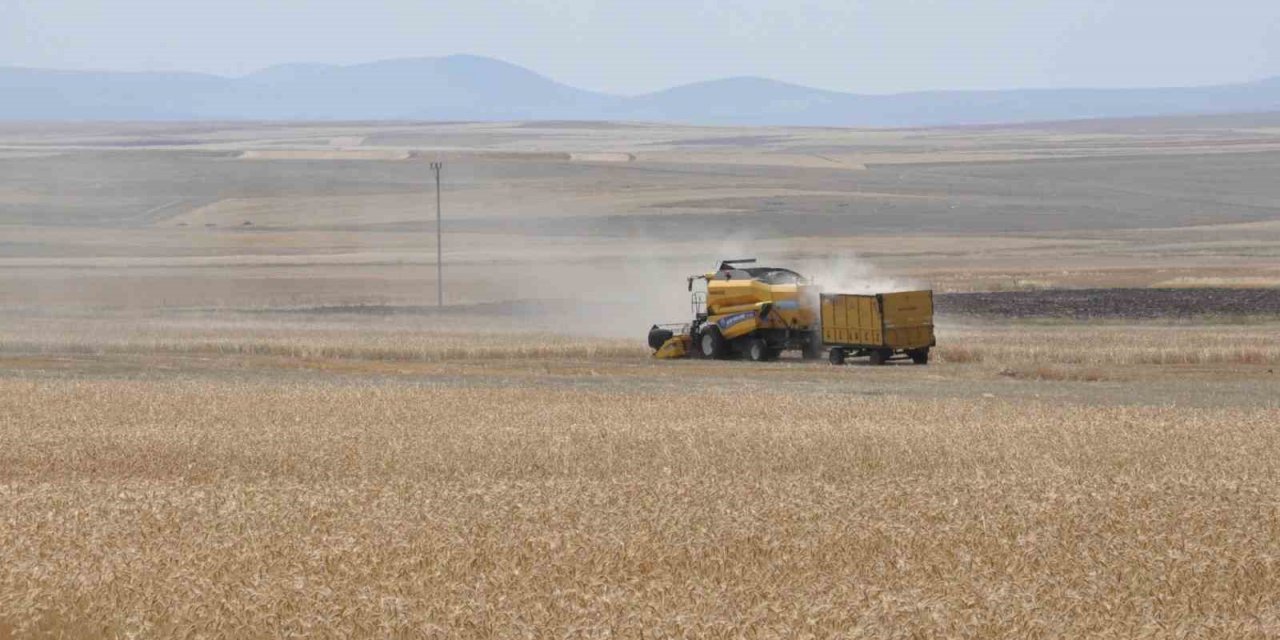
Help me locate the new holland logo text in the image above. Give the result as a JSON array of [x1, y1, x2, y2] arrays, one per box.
[[717, 312, 755, 329]]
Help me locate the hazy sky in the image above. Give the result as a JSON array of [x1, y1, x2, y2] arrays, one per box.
[[3, 0, 1278, 95]]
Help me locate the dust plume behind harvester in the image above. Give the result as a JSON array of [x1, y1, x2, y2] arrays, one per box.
[[648, 259, 935, 364]]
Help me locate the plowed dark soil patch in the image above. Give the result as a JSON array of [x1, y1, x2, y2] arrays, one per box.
[[936, 288, 1280, 320]]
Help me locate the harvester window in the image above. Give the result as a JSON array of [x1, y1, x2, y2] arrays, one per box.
[[710, 266, 805, 283], [755, 269, 803, 284]]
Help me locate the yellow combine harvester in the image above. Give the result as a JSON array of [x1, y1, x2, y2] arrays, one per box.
[[648, 259, 934, 364]]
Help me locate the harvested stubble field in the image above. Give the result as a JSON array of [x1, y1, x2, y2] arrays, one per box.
[[937, 288, 1280, 321], [3, 375, 1280, 638]]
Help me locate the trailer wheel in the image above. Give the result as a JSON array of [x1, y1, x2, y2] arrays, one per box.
[[698, 327, 729, 360], [828, 347, 846, 365], [909, 348, 930, 365], [869, 349, 892, 365], [747, 338, 774, 362]]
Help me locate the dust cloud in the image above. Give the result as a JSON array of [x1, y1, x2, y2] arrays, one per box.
[[793, 254, 924, 295], [505, 249, 719, 339], [501, 238, 924, 340]]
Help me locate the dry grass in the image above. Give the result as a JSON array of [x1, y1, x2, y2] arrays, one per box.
[[997, 365, 1110, 382], [4, 316, 1278, 369], [0, 316, 646, 363], [1153, 277, 1280, 289], [937, 323, 1280, 367], [2, 378, 1280, 638]]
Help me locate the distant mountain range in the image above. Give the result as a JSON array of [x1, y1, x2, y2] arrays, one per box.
[[3, 54, 1280, 126]]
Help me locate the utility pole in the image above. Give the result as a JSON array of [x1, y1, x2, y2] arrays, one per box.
[[430, 161, 443, 307]]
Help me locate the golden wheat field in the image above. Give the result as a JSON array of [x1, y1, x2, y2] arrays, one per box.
[[2, 320, 1280, 638], [3, 372, 1279, 638], [4, 331, 1280, 640]]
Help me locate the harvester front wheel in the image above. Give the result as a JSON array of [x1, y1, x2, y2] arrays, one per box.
[[698, 327, 729, 360], [909, 348, 930, 365]]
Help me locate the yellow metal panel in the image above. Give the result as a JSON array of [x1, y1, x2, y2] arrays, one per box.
[[881, 291, 933, 329], [821, 291, 931, 348], [824, 295, 881, 332], [821, 298, 835, 342], [721, 316, 759, 340], [884, 326, 934, 350], [654, 335, 690, 359]]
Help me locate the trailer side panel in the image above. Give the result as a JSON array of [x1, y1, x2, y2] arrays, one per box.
[[881, 290, 935, 350], [821, 290, 934, 350]]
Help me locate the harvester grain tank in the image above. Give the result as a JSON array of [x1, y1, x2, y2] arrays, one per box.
[[648, 259, 935, 364]]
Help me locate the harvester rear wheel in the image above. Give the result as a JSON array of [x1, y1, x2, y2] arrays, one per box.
[[747, 338, 775, 362], [869, 349, 892, 365], [909, 348, 930, 365], [698, 327, 729, 360], [828, 347, 846, 365]]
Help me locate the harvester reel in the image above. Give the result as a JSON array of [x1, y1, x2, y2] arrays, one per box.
[[647, 326, 675, 351]]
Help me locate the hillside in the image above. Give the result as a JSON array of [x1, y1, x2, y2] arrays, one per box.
[[3, 55, 1280, 126]]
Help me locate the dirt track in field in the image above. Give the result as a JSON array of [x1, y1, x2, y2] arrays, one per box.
[[937, 288, 1280, 320]]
